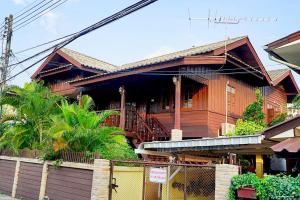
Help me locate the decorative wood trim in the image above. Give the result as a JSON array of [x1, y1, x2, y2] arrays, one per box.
[[70, 56, 227, 87], [266, 31, 300, 50]]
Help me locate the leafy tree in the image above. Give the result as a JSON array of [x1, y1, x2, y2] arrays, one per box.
[[292, 94, 300, 108], [234, 119, 266, 136], [228, 88, 266, 136], [0, 81, 62, 153], [270, 112, 287, 126], [47, 95, 137, 160], [242, 88, 265, 125]]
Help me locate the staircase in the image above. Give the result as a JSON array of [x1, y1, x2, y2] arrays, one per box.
[[101, 109, 170, 146], [125, 110, 170, 147]]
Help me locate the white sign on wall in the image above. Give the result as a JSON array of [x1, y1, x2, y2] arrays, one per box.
[[149, 167, 167, 184]]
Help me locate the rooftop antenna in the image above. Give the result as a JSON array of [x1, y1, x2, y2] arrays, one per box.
[[188, 9, 278, 50], [188, 9, 278, 29]]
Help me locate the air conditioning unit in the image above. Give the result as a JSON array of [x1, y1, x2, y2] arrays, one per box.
[[220, 123, 236, 136]]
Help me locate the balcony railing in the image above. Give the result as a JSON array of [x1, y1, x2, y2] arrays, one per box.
[[50, 82, 75, 93], [99, 109, 169, 144]]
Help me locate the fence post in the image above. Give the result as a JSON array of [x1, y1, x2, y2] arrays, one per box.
[[91, 159, 110, 200], [39, 161, 49, 199], [11, 159, 20, 198], [215, 164, 239, 200]]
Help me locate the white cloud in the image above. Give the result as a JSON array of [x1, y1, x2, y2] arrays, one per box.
[[40, 11, 59, 34], [146, 46, 174, 58], [12, 0, 27, 5]]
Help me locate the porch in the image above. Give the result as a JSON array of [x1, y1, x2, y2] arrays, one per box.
[[82, 68, 210, 145]]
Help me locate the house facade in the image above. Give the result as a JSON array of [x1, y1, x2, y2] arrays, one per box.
[[32, 36, 299, 146]]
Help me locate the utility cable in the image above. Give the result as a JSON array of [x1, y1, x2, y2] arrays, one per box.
[[1, 0, 158, 84], [14, 0, 67, 31]]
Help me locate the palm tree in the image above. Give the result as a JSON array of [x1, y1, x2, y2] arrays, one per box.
[[48, 95, 137, 160], [0, 81, 62, 153]]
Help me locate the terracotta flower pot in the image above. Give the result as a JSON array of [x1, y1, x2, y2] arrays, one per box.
[[237, 187, 257, 199]]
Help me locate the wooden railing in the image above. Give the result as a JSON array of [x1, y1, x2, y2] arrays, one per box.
[[50, 82, 75, 92], [99, 109, 170, 144], [146, 116, 170, 141]]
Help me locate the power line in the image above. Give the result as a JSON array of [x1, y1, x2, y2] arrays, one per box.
[[15, 0, 46, 19], [13, 0, 55, 26], [2, 0, 158, 84], [0, 0, 48, 32], [14, 0, 68, 31], [14, 33, 76, 54]]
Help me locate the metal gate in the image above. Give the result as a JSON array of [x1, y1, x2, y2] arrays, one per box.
[[109, 160, 216, 200]]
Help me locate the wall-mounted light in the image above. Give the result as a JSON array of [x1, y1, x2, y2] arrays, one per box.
[[172, 76, 177, 85], [119, 86, 124, 94]]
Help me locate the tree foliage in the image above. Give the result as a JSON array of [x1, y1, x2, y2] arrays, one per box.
[[228, 89, 266, 136], [0, 81, 137, 160], [242, 89, 265, 125], [292, 94, 300, 108], [270, 112, 287, 127], [234, 119, 266, 136], [228, 173, 300, 200]]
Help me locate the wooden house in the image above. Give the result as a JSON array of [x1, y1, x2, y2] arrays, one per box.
[[263, 69, 299, 123], [32, 36, 299, 147]]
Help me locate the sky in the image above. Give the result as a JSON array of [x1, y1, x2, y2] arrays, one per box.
[[1, 0, 300, 86]]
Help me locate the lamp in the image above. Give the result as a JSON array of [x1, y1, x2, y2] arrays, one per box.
[[119, 86, 124, 94], [172, 76, 177, 85]]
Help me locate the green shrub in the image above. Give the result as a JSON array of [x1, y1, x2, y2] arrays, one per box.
[[270, 113, 287, 127], [228, 173, 300, 200], [234, 119, 266, 136], [242, 89, 265, 125]]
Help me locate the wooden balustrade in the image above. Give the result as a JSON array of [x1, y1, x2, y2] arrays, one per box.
[[99, 109, 170, 144], [50, 82, 75, 92]]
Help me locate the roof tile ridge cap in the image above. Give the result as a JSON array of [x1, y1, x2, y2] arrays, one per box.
[[121, 36, 246, 67], [62, 48, 118, 68]]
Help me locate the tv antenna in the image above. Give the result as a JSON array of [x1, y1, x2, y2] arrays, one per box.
[[188, 9, 278, 30]]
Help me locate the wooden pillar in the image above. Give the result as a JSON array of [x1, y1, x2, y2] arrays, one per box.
[[119, 86, 126, 129], [256, 154, 264, 178], [174, 76, 181, 130]]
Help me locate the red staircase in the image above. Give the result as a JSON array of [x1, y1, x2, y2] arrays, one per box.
[[101, 109, 170, 146]]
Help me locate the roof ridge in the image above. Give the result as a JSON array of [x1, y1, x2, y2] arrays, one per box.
[[121, 36, 247, 69], [61, 48, 118, 68]]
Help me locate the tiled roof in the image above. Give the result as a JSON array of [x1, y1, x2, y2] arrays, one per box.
[[120, 36, 247, 70], [267, 68, 290, 82], [60, 48, 117, 72]]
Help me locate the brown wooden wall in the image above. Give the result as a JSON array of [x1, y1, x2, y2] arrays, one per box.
[[208, 74, 256, 116], [0, 160, 16, 195], [16, 162, 43, 200], [262, 85, 287, 123], [45, 166, 93, 200], [262, 86, 287, 113]]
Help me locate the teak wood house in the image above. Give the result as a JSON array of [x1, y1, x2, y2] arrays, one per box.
[[32, 36, 299, 146]]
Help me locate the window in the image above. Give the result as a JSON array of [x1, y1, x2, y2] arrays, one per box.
[[183, 87, 194, 108], [226, 85, 236, 94]]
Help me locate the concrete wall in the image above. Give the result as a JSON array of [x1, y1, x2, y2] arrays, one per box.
[[0, 156, 110, 200], [0, 156, 239, 200], [215, 164, 239, 200]]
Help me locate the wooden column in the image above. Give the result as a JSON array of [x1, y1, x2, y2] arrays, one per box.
[[174, 76, 181, 130], [119, 86, 126, 130], [256, 153, 264, 178]]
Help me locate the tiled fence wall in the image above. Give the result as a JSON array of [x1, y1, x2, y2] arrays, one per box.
[[0, 156, 110, 200]]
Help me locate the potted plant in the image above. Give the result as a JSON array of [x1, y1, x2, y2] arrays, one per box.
[[237, 187, 257, 199], [228, 173, 259, 200]]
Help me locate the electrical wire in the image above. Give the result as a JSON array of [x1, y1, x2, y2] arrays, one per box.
[[14, 0, 68, 31], [1, 0, 158, 84], [0, 0, 48, 33], [14, 0, 47, 20], [14, 32, 76, 54]]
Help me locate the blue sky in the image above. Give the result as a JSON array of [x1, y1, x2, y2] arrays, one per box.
[[1, 0, 300, 86]]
